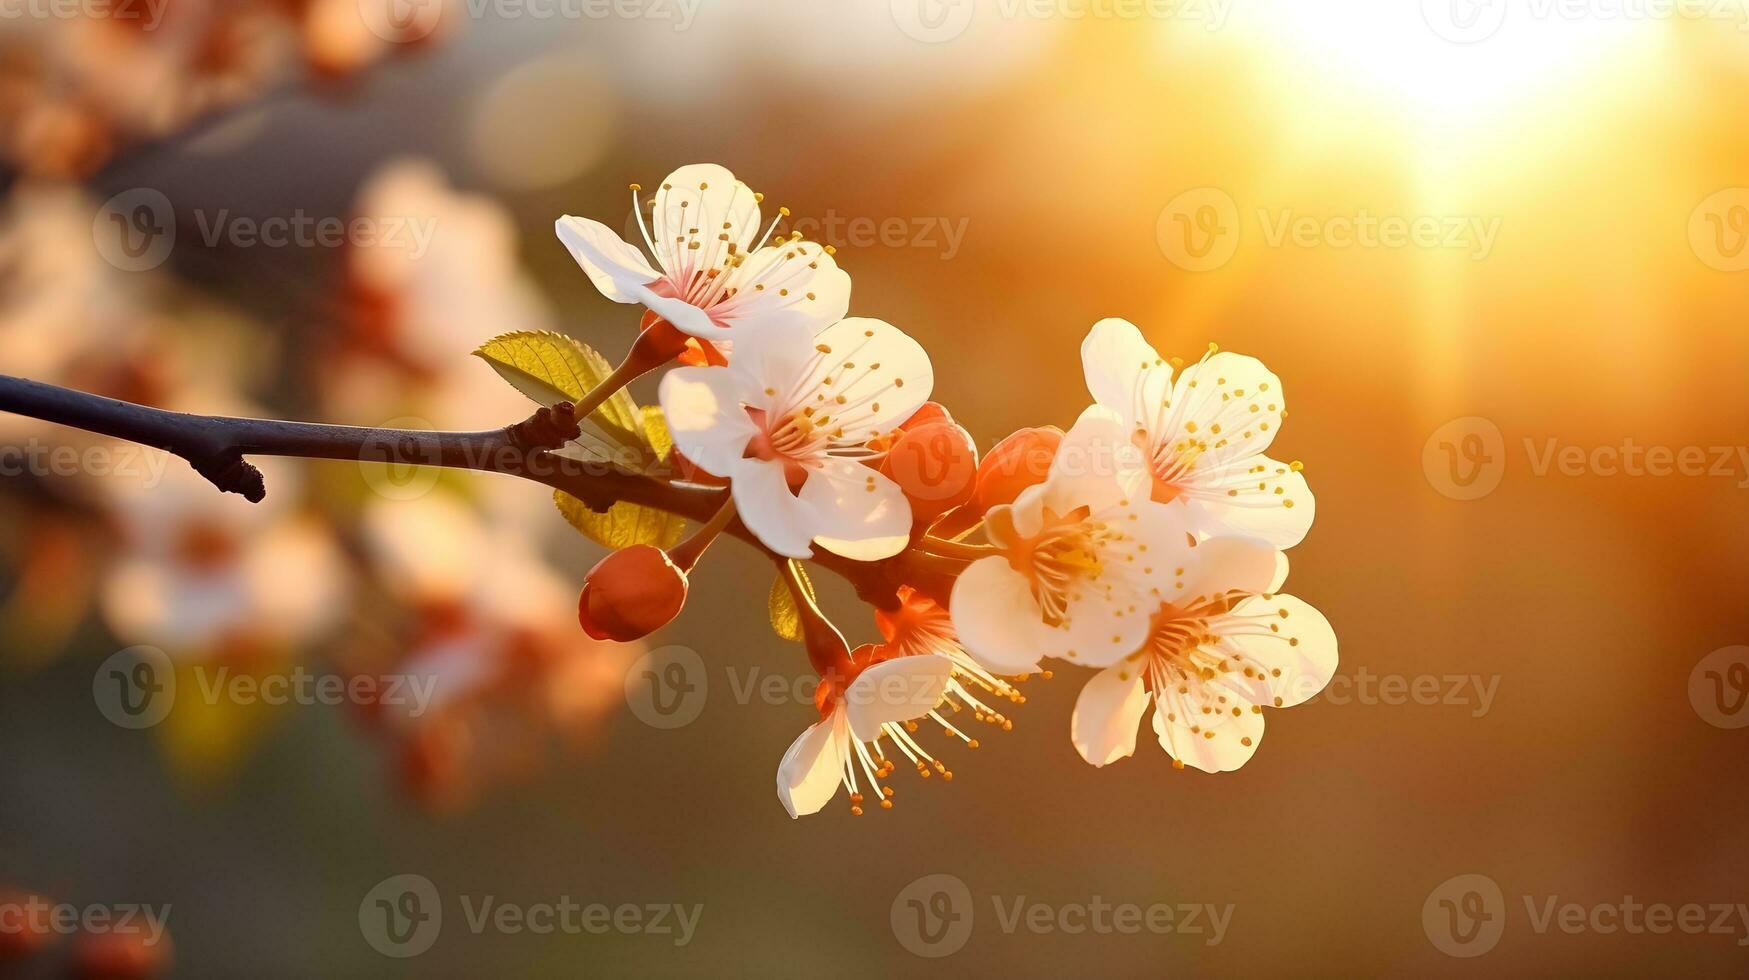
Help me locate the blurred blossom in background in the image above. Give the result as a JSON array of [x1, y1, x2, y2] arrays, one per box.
[[5, 0, 1749, 975]]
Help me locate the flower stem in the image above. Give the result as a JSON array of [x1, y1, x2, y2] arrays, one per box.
[[668, 496, 736, 572], [916, 536, 999, 561]]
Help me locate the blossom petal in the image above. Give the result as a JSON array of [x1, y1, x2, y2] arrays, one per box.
[[1040, 585, 1153, 669], [707, 240, 851, 335], [844, 655, 953, 741], [1190, 456, 1315, 549], [1152, 687, 1265, 773], [632, 284, 726, 342], [1158, 351, 1286, 466], [949, 556, 1047, 675], [801, 458, 913, 561], [777, 711, 843, 818], [1181, 534, 1278, 602], [657, 366, 758, 477], [554, 216, 660, 304], [1226, 593, 1338, 708], [1081, 318, 1172, 429], [1071, 663, 1150, 767], [729, 456, 817, 558], [723, 318, 819, 403], [1044, 404, 1147, 516], [647, 163, 762, 282], [796, 318, 933, 443]]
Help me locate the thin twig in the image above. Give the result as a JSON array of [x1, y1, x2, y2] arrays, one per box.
[[0, 374, 950, 603]]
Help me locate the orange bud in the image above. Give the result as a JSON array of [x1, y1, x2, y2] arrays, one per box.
[[974, 425, 1063, 512], [879, 420, 979, 524], [577, 545, 688, 642]]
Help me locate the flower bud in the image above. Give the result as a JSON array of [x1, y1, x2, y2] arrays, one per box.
[[974, 425, 1063, 512], [577, 544, 688, 642], [879, 420, 979, 524]]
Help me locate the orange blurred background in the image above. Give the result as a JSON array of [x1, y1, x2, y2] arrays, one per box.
[[4, 1, 1749, 974]]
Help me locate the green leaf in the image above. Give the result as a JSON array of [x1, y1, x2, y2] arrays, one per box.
[[768, 560, 816, 643], [641, 405, 673, 463], [554, 490, 686, 552], [473, 330, 642, 446]]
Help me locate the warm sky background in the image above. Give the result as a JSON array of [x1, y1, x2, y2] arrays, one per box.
[[6, 1, 1749, 975]]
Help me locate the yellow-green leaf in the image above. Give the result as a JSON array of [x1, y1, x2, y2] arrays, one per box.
[[641, 405, 673, 462], [554, 490, 685, 551], [473, 330, 642, 445], [768, 560, 816, 643]]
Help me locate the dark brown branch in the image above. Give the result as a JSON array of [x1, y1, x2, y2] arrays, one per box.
[[0, 373, 948, 603]]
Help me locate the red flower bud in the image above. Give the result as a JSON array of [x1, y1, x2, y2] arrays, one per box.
[[879, 420, 979, 524], [974, 425, 1063, 512], [576, 544, 688, 642]]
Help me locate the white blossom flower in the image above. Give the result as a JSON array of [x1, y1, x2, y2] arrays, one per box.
[[878, 586, 1027, 735], [658, 317, 931, 560], [1070, 536, 1337, 772], [776, 651, 958, 818], [99, 453, 347, 655], [1080, 318, 1314, 548], [555, 163, 850, 346], [950, 405, 1199, 676]]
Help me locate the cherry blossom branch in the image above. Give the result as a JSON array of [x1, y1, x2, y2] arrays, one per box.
[[0, 373, 953, 606]]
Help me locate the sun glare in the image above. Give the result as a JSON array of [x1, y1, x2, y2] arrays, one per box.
[[1236, 1, 1645, 124]]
